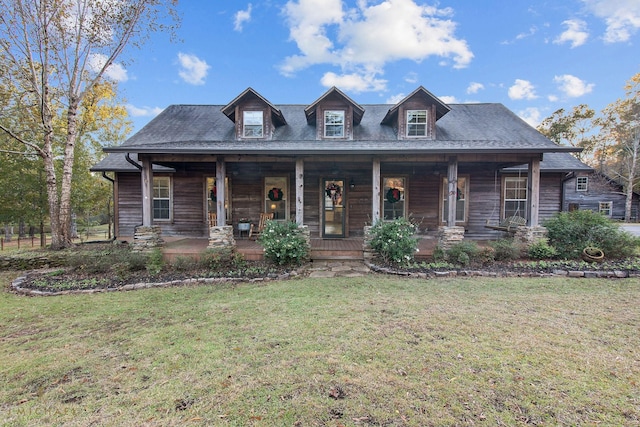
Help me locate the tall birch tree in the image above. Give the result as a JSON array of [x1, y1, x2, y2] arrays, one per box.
[[0, 0, 178, 249], [597, 73, 640, 222]]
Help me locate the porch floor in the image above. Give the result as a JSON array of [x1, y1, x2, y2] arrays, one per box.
[[161, 236, 440, 262]]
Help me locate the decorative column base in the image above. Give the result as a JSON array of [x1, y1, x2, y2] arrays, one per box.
[[437, 226, 465, 251], [514, 226, 547, 246], [208, 226, 236, 253], [132, 226, 164, 252], [363, 225, 374, 261]]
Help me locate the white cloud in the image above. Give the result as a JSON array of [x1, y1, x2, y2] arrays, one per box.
[[280, 0, 473, 89], [508, 79, 537, 100], [88, 53, 129, 82], [404, 72, 419, 84], [438, 95, 458, 104], [386, 93, 406, 104], [553, 74, 594, 97], [582, 0, 640, 43], [518, 107, 542, 127], [554, 19, 589, 47], [234, 4, 253, 32], [548, 94, 559, 102], [466, 82, 484, 94], [320, 71, 387, 92], [126, 104, 164, 118], [177, 53, 210, 85]]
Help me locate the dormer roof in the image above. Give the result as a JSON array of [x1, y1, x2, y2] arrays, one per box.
[[380, 86, 451, 125], [221, 87, 287, 126], [304, 86, 365, 125]]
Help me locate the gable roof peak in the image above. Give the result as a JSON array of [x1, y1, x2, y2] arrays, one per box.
[[221, 87, 286, 126], [381, 86, 451, 125], [304, 86, 365, 125]]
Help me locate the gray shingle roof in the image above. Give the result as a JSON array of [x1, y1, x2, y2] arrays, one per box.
[[93, 102, 581, 172]]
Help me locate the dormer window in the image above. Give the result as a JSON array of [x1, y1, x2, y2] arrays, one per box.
[[407, 110, 427, 137], [243, 110, 263, 138], [324, 110, 345, 137]]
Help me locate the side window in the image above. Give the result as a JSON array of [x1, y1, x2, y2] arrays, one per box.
[[265, 177, 288, 220], [382, 177, 406, 220], [324, 110, 345, 137], [153, 176, 171, 220], [243, 110, 263, 138], [576, 176, 588, 191], [442, 176, 467, 223], [599, 201, 612, 217], [503, 177, 527, 218], [406, 110, 427, 137]]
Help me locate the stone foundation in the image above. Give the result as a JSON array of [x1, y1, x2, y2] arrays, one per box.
[[363, 225, 374, 261], [208, 226, 236, 251], [514, 226, 547, 246], [437, 226, 465, 251], [132, 226, 164, 252]]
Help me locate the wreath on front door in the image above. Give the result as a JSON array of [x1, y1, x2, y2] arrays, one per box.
[[210, 187, 217, 202], [325, 183, 341, 203], [268, 187, 284, 201], [386, 188, 402, 204]]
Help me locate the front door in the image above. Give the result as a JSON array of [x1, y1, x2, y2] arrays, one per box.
[[322, 179, 345, 238]]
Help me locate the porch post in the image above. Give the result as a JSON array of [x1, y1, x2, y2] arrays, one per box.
[[372, 158, 381, 223], [216, 157, 226, 226], [141, 158, 153, 226], [527, 157, 541, 226], [295, 158, 304, 225], [447, 157, 458, 226]]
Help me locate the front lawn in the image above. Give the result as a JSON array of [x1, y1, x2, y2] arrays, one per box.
[[1, 273, 638, 426]]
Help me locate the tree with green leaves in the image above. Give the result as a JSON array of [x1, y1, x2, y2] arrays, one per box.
[[537, 104, 598, 162], [596, 73, 640, 222], [0, 0, 178, 249]]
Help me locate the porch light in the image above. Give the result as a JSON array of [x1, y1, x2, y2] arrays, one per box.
[[350, 178, 355, 189]]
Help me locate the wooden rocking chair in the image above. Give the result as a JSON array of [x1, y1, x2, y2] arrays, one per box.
[[208, 212, 217, 227], [249, 212, 274, 240], [484, 215, 526, 233]]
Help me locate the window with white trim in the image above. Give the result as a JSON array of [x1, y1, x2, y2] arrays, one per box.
[[576, 176, 588, 191], [243, 111, 263, 137], [441, 177, 467, 223], [407, 110, 427, 136], [324, 110, 345, 137], [599, 201, 612, 217], [153, 176, 171, 220], [503, 177, 527, 219], [382, 177, 406, 220]]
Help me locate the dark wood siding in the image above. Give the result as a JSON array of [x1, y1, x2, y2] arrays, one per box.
[[564, 173, 639, 220]]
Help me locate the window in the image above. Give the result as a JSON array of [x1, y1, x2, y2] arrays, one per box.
[[324, 110, 344, 137], [265, 177, 287, 220], [577, 176, 588, 191], [503, 177, 527, 218], [599, 201, 612, 217], [407, 110, 427, 136], [243, 111, 263, 137], [153, 176, 171, 220], [442, 177, 467, 223], [383, 177, 406, 220]]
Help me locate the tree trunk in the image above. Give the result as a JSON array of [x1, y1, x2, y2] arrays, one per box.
[[624, 137, 639, 222]]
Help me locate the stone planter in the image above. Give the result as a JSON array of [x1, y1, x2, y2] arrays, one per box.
[[582, 246, 604, 263]]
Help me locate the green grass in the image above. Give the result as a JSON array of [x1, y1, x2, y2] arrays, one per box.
[[1, 272, 639, 426]]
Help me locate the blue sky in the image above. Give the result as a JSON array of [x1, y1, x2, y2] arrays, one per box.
[[107, 0, 640, 134]]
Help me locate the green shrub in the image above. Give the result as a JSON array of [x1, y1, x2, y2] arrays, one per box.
[[258, 221, 309, 266], [490, 238, 522, 261], [436, 241, 495, 267], [369, 218, 418, 266], [544, 210, 640, 259], [199, 248, 235, 270], [146, 248, 164, 275], [527, 238, 558, 260]]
